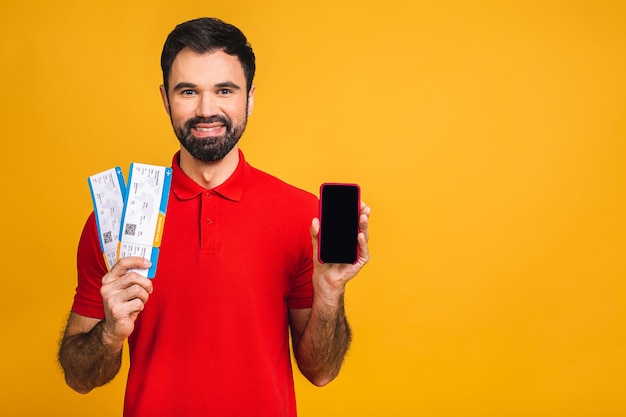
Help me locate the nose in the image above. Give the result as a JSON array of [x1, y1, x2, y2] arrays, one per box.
[[196, 93, 218, 118]]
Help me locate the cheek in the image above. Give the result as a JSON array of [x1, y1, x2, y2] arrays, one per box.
[[227, 102, 250, 123], [168, 104, 192, 125]]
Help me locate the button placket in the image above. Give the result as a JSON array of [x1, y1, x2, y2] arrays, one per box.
[[200, 191, 218, 251]]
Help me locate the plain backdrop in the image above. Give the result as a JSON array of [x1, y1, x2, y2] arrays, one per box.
[[1, 1, 625, 416]]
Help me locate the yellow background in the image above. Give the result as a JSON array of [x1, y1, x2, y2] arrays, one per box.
[[1, 1, 625, 416]]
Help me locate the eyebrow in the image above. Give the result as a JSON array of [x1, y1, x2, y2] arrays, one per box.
[[215, 81, 242, 90], [172, 81, 242, 92], [172, 82, 198, 92]]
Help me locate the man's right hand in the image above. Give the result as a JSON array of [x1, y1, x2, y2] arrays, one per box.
[[100, 256, 154, 350]]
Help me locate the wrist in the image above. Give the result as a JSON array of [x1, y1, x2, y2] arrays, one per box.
[[313, 273, 347, 305], [313, 287, 346, 312], [97, 321, 125, 353]]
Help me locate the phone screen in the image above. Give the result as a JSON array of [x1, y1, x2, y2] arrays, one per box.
[[319, 183, 360, 264]]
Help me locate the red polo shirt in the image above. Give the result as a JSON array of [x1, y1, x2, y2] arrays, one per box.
[[72, 150, 318, 417]]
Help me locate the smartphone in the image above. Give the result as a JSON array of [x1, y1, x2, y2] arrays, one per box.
[[318, 183, 361, 264]]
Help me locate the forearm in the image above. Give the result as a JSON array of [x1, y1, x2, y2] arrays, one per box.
[[58, 320, 123, 394], [295, 295, 352, 387]]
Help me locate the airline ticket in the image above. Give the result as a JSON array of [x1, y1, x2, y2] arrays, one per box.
[[88, 167, 126, 271], [118, 163, 172, 277], [88, 163, 172, 278]]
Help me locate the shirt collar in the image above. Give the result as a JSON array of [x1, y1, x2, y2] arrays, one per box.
[[171, 149, 248, 202]]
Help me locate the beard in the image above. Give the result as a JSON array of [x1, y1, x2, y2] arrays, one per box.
[[173, 113, 247, 162]]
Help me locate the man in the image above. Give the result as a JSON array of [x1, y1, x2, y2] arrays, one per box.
[[58, 17, 370, 417]]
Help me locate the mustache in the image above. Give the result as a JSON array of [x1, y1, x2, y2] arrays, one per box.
[[184, 115, 232, 131]]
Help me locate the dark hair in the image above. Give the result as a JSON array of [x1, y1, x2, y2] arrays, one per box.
[[160, 17, 256, 94]]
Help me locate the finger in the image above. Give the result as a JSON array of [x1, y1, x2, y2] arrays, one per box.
[[120, 272, 154, 295], [121, 282, 152, 304], [101, 279, 153, 308], [310, 217, 320, 257], [101, 270, 154, 302], [105, 296, 148, 335], [103, 281, 152, 319], [103, 257, 152, 284], [357, 231, 370, 264], [115, 256, 152, 272], [358, 205, 370, 242], [357, 204, 371, 263]]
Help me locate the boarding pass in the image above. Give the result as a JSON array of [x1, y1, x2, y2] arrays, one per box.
[[88, 163, 172, 278]]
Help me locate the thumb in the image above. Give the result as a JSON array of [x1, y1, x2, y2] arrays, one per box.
[[310, 217, 320, 257]]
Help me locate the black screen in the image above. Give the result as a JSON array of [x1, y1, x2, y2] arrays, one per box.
[[319, 184, 360, 264]]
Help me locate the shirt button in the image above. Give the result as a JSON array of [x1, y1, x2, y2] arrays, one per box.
[[206, 218, 213, 224], [206, 193, 212, 199]]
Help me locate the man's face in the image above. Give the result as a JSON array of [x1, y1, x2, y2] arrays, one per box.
[[161, 48, 254, 162]]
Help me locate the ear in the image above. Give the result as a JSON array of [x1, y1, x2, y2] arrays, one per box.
[[247, 85, 255, 116], [160, 85, 171, 116]]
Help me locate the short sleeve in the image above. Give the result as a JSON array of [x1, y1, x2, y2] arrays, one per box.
[[286, 194, 318, 309], [71, 213, 107, 319], [287, 256, 314, 309]]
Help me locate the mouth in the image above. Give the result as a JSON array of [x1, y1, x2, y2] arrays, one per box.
[[192, 123, 226, 137]]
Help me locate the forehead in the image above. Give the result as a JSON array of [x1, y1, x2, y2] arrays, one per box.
[[168, 48, 246, 87]]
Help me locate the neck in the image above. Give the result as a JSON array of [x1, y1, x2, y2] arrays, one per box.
[[178, 146, 240, 189]]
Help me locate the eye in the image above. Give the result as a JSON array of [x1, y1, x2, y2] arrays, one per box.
[[181, 89, 196, 96], [217, 88, 232, 95]]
